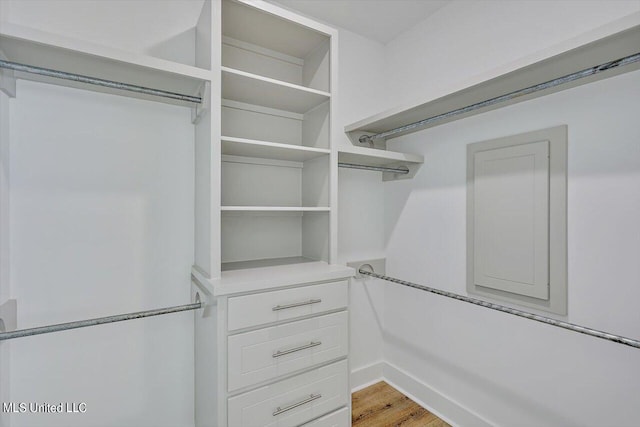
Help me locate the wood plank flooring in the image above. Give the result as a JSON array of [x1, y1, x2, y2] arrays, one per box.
[[352, 381, 451, 427]]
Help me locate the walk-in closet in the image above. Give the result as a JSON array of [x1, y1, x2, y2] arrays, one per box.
[[0, 1, 638, 426]]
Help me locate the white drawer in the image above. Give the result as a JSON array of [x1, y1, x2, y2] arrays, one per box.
[[228, 280, 348, 331], [228, 311, 348, 391], [228, 360, 348, 427], [301, 407, 350, 427]]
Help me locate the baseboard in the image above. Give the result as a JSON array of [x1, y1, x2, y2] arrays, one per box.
[[381, 362, 494, 427], [350, 360, 384, 392]]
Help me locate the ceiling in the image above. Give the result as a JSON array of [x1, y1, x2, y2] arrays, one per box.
[[273, 0, 449, 44]]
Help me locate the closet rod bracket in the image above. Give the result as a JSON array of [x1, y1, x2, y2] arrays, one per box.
[[0, 52, 16, 98], [191, 81, 210, 125], [347, 258, 386, 279], [0, 299, 17, 335]]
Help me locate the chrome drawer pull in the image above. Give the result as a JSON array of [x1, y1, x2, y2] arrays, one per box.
[[272, 393, 322, 416], [272, 298, 322, 311], [272, 341, 321, 358]]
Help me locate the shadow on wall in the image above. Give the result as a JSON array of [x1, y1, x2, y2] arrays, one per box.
[[362, 278, 384, 330], [146, 28, 197, 66], [383, 331, 576, 426]]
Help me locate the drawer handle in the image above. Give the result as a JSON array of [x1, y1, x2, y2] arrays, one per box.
[[272, 298, 322, 311], [272, 341, 321, 358], [272, 393, 322, 416]]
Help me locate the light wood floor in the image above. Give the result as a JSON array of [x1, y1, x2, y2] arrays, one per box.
[[352, 381, 451, 427]]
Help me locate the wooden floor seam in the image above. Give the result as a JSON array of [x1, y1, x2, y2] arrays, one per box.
[[352, 381, 451, 427]]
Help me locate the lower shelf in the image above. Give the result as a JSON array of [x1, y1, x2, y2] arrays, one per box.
[[222, 256, 316, 272], [222, 210, 329, 268]]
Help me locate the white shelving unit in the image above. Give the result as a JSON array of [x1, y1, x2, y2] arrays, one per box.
[[192, 2, 352, 427], [345, 13, 640, 142], [208, 0, 339, 274]]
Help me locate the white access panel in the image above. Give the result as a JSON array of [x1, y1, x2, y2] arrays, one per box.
[[472, 140, 550, 300]]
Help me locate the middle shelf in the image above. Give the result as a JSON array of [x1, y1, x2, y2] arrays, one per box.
[[220, 149, 330, 271], [222, 136, 330, 162], [221, 66, 330, 114], [221, 154, 329, 208]]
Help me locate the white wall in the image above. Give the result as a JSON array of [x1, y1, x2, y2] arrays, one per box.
[[0, 88, 11, 427], [368, 3, 640, 425], [385, 0, 640, 107], [384, 69, 640, 427], [7, 80, 195, 427], [334, 28, 388, 388], [1, 0, 204, 65]]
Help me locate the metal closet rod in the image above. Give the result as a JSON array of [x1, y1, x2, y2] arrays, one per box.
[[0, 60, 202, 104], [359, 52, 640, 144], [0, 293, 202, 341], [358, 268, 640, 350], [338, 162, 409, 174]]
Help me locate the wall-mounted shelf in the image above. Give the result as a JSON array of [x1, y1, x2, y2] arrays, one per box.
[[221, 66, 330, 113], [0, 22, 211, 106], [222, 136, 329, 162], [338, 145, 423, 181], [345, 14, 640, 143]]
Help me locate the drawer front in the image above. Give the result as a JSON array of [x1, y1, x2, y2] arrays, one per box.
[[301, 407, 350, 427], [228, 280, 348, 331], [228, 360, 348, 427], [228, 311, 348, 391]]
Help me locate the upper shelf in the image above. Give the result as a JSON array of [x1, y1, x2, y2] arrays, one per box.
[[222, 66, 330, 114], [345, 13, 640, 140], [0, 22, 212, 106], [222, 0, 332, 59]]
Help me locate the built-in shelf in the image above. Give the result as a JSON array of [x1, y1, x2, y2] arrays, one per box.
[[222, 0, 330, 60], [222, 136, 330, 162], [345, 14, 640, 141], [221, 206, 330, 212], [217, 0, 336, 282], [338, 145, 424, 181], [0, 22, 211, 106], [221, 66, 330, 114], [221, 256, 315, 272], [192, 261, 354, 296]]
